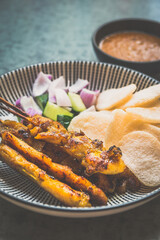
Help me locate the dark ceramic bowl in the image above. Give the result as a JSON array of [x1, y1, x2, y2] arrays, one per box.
[[92, 18, 160, 77]]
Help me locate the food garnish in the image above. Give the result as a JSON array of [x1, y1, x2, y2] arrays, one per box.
[[20, 96, 42, 116], [32, 72, 52, 97], [15, 72, 96, 129], [43, 101, 73, 121], [69, 78, 89, 93], [80, 89, 99, 108], [68, 92, 86, 112]]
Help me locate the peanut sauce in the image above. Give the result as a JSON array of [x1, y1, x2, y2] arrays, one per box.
[[99, 32, 160, 62]]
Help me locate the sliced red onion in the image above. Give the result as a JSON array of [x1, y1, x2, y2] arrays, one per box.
[[20, 96, 42, 115], [64, 80, 70, 93], [48, 76, 66, 103], [64, 87, 69, 94], [49, 94, 56, 103], [26, 108, 42, 117], [54, 88, 71, 107], [80, 89, 100, 108], [94, 90, 100, 95], [46, 74, 53, 80], [50, 76, 66, 89], [69, 79, 89, 93], [32, 72, 51, 97], [15, 98, 22, 109], [48, 88, 56, 103]]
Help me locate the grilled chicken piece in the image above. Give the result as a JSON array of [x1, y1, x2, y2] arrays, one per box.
[[2, 132, 108, 205], [94, 168, 141, 194], [0, 120, 83, 175], [26, 115, 126, 175], [0, 120, 45, 152], [115, 167, 141, 193], [92, 167, 141, 194], [42, 143, 84, 175], [0, 120, 29, 134], [93, 174, 117, 193], [0, 144, 90, 207]]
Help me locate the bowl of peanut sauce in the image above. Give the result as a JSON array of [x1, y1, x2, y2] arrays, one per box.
[[92, 19, 160, 77]]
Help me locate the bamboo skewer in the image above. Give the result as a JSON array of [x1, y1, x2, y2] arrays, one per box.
[[0, 97, 108, 206], [0, 97, 29, 120]]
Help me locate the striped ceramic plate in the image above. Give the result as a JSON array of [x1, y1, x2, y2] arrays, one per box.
[[0, 61, 160, 218]]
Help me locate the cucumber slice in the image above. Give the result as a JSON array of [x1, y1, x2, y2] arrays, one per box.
[[35, 93, 48, 110], [57, 115, 73, 129], [68, 92, 86, 112], [43, 101, 73, 121]]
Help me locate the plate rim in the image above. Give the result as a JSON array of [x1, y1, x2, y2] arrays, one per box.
[[0, 191, 159, 218], [0, 60, 159, 85], [0, 181, 159, 214]]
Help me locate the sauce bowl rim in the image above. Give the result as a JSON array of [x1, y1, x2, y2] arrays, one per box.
[[92, 18, 160, 65]]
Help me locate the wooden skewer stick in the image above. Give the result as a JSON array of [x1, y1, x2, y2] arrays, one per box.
[[0, 105, 29, 121], [0, 97, 29, 117], [0, 96, 30, 121]]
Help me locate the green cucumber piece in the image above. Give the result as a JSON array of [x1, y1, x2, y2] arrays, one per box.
[[68, 92, 86, 112], [35, 93, 48, 110], [17, 116, 22, 122], [57, 115, 73, 129], [43, 101, 73, 121]]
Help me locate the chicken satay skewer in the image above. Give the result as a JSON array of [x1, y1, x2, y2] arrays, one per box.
[[0, 98, 125, 176], [28, 115, 126, 176], [0, 144, 91, 207], [2, 132, 108, 205]]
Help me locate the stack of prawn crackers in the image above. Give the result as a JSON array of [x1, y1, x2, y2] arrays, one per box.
[[69, 83, 160, 188]]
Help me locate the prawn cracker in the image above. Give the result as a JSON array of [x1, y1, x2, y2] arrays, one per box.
[[126, 107, 160, 123], [104, 109, 160, 148], [68, 111, 113, 142], [96, 84, 136, 110], [119, 131, 160, 187], [122, 84, 160, 108]]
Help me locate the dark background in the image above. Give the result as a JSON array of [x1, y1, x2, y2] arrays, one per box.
[[0, 0, 160, 239]]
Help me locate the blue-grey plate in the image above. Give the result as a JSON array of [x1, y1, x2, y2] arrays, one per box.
[[0, 61, 160, 218]]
